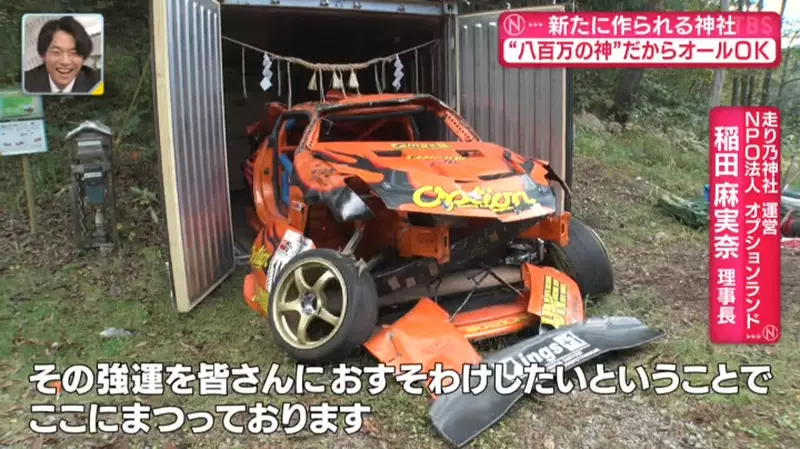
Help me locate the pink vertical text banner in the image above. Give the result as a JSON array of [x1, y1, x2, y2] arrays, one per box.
[[709, 107, 781, 345], [498, 12, 781, 69]]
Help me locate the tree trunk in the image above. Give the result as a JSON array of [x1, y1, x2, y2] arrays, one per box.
[[776, 33, 797, 102], [612, 0, 665, 122], [709, 70, 725, 107], [761, 71, 774, 105], [745, 72, 757, 106], [741, 74, 749, 105], [764, 0, 790, 105], [613, 70, 646, 122], [745, 0, 763, 106], [729, 0, 749, 106], [741, 73, 749, 105], [709, 0, 730, 108]]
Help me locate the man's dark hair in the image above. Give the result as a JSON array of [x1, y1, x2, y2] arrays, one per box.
[[36, 16, 93, 59]]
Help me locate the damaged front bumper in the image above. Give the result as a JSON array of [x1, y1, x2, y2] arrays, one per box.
[[428, 316, 665, 448], [364, 263, 585, 380], [364, 284, 664, 448]]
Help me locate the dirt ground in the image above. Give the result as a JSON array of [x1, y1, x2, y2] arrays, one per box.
[[1, 147, 798, 449]]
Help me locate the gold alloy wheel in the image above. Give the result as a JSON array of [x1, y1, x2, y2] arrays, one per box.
[[270, 257, 347, 350]]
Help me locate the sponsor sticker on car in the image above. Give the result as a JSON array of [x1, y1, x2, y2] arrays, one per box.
[[498, 331, 599, 382], [249, 246, 271, 270], [266, 230, 314, 292], [540, 275, 568, 328], [390, 143, 451, 149], [411, 185, 539, 214]]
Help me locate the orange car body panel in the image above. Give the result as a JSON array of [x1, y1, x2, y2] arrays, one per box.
[[363, 298, 483, 396], [363, 262, 586, 396], [242, 93, 582, 374], [522, 263, 585, 326]]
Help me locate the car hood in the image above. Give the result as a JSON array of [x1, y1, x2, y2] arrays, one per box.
[[315, 141, 526, 180], [311, 141, 558, 222]]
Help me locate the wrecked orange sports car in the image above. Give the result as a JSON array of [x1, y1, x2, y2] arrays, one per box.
[[240, 92, 663, 446]]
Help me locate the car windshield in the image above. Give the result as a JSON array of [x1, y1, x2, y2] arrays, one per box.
[[316, 105, 466, 143]]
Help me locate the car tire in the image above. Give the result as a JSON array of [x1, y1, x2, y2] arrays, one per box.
[[546, 217, 614, 301], [267, 249, 378, 363]]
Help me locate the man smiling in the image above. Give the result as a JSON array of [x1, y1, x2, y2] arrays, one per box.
[[23, 16, 100, 94]]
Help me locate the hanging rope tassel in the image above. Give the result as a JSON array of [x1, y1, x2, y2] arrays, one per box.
[[348, 69, 360, 94], [307, 71, 317, 91], [331, 70, 346, 98], [318, 69, 324, 101], [430, 44, 436, 94], [277, 60, 282, 96], [241, 47, 247, 99], [414, 48, 419, 94], [287, 62, 293, 107], [331, 71, 343, 89], [373, 65, 382, 94], [220, 35, 441, 99], [338, 70, 347, 98], [381, 61, 387, 93]]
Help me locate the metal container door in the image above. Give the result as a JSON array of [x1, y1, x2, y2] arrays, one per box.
[[456, 4, 568, 212], [151, 0, 235, 312]]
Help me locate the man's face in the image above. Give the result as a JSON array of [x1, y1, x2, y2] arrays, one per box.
[[43, 30, 84, 88]]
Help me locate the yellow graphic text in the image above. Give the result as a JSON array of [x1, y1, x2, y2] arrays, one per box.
[[540, 275, 568, 327], [250, 246, 271, 269], [411, 186, 537, 214]]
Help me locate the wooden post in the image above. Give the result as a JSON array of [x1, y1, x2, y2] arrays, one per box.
[[22, 155, 36, 233]]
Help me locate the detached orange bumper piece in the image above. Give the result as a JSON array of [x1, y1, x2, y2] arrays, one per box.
[[363, 263, 586, 396], [364, 298, 482, 394], [521, 263, 585, 327]]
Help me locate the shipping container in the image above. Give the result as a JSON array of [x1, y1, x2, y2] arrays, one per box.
[[149, 0, 575, 312]]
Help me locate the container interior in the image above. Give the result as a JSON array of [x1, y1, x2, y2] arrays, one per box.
[[219, 5, 446, 249]]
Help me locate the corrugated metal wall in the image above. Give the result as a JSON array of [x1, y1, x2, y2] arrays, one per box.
[[458, 0, 574, 14], [162, 0, 234, 310], [456, 3, 569, 210]]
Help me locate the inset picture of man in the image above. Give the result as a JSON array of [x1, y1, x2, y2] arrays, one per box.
[[22, 14, 104, 96]]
